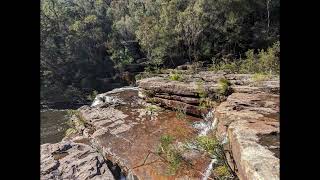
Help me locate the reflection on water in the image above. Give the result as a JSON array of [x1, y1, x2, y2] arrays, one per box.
[[40, 110, 71, 144]]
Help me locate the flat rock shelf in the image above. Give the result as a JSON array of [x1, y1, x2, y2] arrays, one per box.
[[41, 72, 279, 180]]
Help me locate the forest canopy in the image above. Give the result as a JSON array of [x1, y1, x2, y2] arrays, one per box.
[[41, 0, 279, 104]]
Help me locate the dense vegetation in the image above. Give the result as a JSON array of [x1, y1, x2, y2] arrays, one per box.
[[41, 0, 279, 105]]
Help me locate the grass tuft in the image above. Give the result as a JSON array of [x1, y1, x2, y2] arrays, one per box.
[[157, 134, 183, 175]]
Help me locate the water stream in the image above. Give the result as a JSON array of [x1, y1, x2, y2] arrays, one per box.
[[202, 159, 217, 180], [192, 109, 219, 180], [40, 110, 71, 144]]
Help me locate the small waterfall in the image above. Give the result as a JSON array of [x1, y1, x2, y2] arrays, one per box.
[[202, 159, 217, 180], [193, 109, 218, 136], [192, 109, 220, 180]]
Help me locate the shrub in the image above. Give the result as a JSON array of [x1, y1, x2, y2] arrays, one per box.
[[145, 105, 160, 114], [195, 135, 219, 156], [157, 134, 183, 175], [239, 49, 258, 73], [66, 110, 86, 131], [217, 78, 232, 96], [176, 106, 187, 120], [213, 164, 232, 179], [65, 128, 77, 137], [87, 90, 98, 101], [251, 73, 272, 82], [66, 109, 79, 117], [196, 80, 208, 98], [169, 71, 184, 81], [110, 47, 134, 69], [210, 41, 280, 75], [259, 41, 280, 74], [209, 61, 239, 73], [193, 135, 234, 179], [159, 134, 174, 148], [199, 97, 217, 110]]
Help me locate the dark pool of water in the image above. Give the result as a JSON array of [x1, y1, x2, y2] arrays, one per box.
[[40, 110, 71, 144]]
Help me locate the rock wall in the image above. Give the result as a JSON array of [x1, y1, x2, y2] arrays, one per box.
[[137, 71, 279, 117]]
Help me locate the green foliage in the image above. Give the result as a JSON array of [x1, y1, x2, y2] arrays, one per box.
[[195, 135, 219, 156], [110, 47, 134, 69], [145, 105, 161, 114], [199, 97, 217, 110], [157, 134, 182, 175], [41, 0, 114, 104], [217, 78, 232, 96], [252, 73, 272, 82], [66, 109, 79, 117], [213, 164, 232, 179], [87, 90, 98, 101], [193, 135, 234, 179], [159, 135, 175, 150], [196, 80, 208, 98], [65, 128, 77, 137], [209, 61, 239, 74], [176, 106, 187, 120], [239, 49, 257, 73], [169, 71, 184, 81], [209, 41, 280, 75], [41, 0, 280, 105], [240, 41, 280, 74], [66, 110, 86, 131]]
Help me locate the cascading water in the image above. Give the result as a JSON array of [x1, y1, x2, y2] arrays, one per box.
[[192, 109, 219, 180], [193, 109, 217, 136], [202, 159, 217, 180]]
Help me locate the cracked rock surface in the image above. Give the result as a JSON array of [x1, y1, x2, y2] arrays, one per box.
[[41, 137, 115, 180]]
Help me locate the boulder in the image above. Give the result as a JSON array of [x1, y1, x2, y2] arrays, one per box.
[[40, 137, 115, 180]]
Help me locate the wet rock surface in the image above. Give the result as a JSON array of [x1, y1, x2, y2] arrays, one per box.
[[77, 88, 213, 179], [41, 137, 115, 180]]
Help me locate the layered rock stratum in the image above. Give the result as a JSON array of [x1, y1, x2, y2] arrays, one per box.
[[41, 70, 279, 180]]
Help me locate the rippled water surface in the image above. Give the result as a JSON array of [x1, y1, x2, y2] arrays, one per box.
[[40, 110, 70, 144]]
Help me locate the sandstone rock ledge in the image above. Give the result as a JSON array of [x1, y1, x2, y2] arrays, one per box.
[[41, 136, 115, 180], [41, 71, 279, 180], [75, 87, 213, 179], [137, 72, 279, 117], [215, 92, 279, 180], [137, 72, 279, 180]]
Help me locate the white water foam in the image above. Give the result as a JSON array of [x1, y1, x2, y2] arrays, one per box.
[[192, 109, 221, 180], [202, 158, 217, 180], [193, 109, 218, 136], [91, 86, 138, 107]]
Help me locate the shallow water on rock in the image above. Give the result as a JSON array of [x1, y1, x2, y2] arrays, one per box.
[[40, 110, 71, 144]]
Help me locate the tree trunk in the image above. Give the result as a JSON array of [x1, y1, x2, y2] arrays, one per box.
[[266, 0, 270, 33]]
